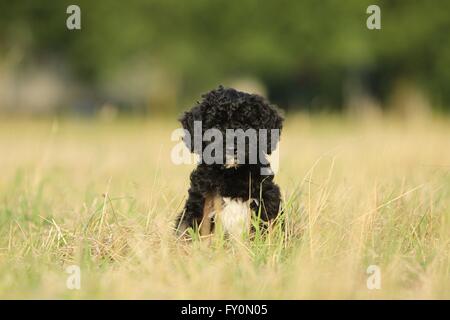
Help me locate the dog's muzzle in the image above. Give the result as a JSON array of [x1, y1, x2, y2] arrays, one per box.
[[224, 154, 239, 169]]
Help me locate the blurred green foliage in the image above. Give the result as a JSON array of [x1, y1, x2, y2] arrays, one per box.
[[0, 0, 449, 112]]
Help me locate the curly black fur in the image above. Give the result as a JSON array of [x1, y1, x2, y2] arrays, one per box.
[[175, 86, 284, 236]]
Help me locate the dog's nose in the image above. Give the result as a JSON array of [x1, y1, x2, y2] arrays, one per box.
[[225, 146, 236, 156]]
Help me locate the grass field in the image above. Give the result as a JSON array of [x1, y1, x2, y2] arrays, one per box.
[[0, 114, 449, 299]]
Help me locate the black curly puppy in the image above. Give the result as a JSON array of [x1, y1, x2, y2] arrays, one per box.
[[176, 86, 283, 238]]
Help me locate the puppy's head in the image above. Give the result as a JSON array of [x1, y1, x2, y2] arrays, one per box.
[[180, 86, 283, 167]]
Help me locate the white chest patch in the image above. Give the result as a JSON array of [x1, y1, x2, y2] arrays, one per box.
[[217, 197, 251, 236]]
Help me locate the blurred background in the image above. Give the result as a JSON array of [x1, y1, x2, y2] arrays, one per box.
[[0, 0, 449, 117]]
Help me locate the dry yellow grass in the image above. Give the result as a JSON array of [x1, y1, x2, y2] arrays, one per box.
[[0, 114, 449, 299]]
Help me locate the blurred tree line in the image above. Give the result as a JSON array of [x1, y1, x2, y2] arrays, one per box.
[[0, 0, 449, 115]]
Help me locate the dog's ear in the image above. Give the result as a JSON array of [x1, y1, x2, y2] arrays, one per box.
[[265, 105, 284, 154], [179, 105, 203, 153], [179, 109, 194, 152], [266, 105, 284, 130]]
